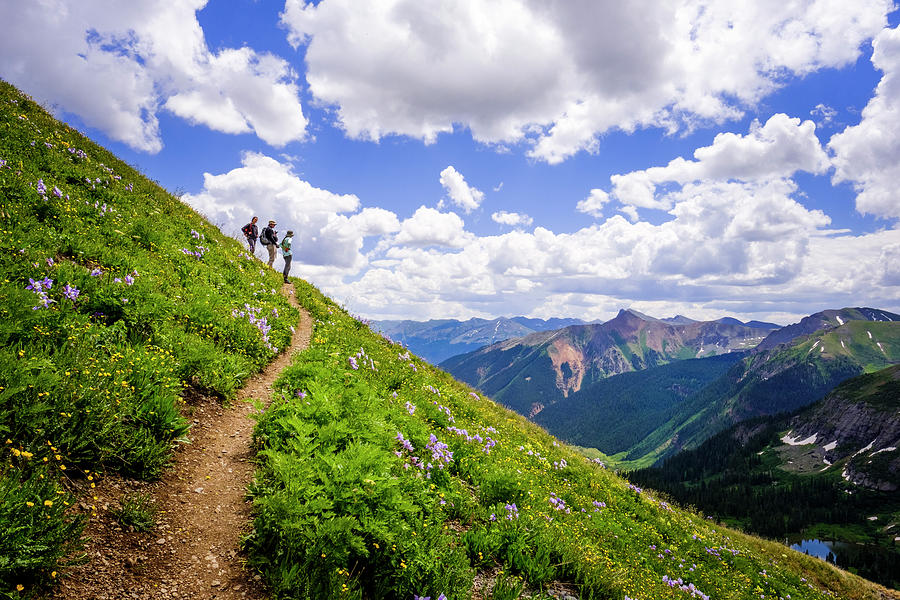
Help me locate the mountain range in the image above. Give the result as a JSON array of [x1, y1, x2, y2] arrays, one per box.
[[443, 306, 900, 468], [441, 308, 777, 418], [372, 316, 587, 364]]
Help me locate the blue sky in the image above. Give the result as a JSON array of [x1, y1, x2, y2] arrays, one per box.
[[2, 1, 899, 324]]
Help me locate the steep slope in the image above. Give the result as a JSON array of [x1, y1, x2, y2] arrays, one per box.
[[758, 308, 899, 351], [373, 316, 586, 364], [441, 308, 772, 418], [0, 79, 300, 595], [630, 365, 900, 588], [779, 364, 900, 491], [625, 313, 900, 465], [247, 280, 899, 600], [533, 352, 745, 456]]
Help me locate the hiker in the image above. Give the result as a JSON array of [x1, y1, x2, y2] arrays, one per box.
[[260, 219, 278, 268], [280, 230, 294, 284], [241, 216, 259, 252]]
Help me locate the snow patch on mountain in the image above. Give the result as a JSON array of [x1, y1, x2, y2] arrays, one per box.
[[781, 432, 818, 446]]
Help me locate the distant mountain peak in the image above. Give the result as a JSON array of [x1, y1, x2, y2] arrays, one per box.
[[616, 308, 661, 322], [663, 315, 698, 325]]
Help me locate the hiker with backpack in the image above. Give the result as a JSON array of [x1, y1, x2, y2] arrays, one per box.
[[260, 219, 279, 268], [241, 216, 259, 252], [280, 230, 294, 284]]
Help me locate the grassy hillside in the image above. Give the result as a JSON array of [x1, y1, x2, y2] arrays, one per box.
[[0, 80, 300, 596], [247, 280, 898, 599]]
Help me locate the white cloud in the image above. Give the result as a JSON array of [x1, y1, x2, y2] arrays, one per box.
[[0, 0, 306, 152], [576, 189, 611, 218], [811, 103, 838, 126], [491, 211, 533, 227], [608, 114, 831, 215], [328, 174, 893, 322], [829, 25, 900, 220], [182, 152, 381, 269], [393, 206, 473, 248], [438, 166, 484, 214], [281, 0, 891, 163]]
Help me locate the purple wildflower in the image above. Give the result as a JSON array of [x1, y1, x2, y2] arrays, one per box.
[[124, 274, 134, 285], [52, 186, 62, 198], [36, 179, 46, 195], [348, 356, 359, 370], [62, 284, 80, 301], [90, 268, 102, 277]]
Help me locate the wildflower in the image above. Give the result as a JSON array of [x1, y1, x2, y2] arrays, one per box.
[[62, 283, 80, 301], [405, 401, 416, 415], [36, 178, 46, 195], [90, 268, 102, 276], [52, 186, 63, 198], [348, 356, 359, 370], [44, 499, 53, 507], [124, 274, 134, 285]]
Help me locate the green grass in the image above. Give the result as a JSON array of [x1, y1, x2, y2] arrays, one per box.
[[246, 280, 896, 600], [111, 492, 157, 532], [0, 79, 300, 596]]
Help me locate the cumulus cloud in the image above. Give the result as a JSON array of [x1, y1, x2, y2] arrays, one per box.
[[327, 174, 890, 322], [182, 152, 385, 269], [576, 189, 611, 218], [392, 206, 473, 248], [0, 0, 306, 152], [810, 103, 838, 126], [607, 114, 830, 216], [281, 0, 890, 163], [491, 211, 533, 228], [829, 25, 900, 220], [438, 166, 484, 214]]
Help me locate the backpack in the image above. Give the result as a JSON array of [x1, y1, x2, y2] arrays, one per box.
[[241, 223, 253, 237], [260, 227, 272, 245]]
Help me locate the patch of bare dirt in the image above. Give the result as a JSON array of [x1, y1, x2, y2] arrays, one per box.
[[52, 284, 311, 600]]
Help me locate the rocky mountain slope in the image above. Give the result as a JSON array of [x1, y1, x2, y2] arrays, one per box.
[[779, 364, 900, 491], [373, 316, 586, 364], [625, 309, 900, 465], [441, 308, 773, 418], [757, 308, 898, 351]]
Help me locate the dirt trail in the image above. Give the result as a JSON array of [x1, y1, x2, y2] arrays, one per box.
[[53, 284, 311, 600]]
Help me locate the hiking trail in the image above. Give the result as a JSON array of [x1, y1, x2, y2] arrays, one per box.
[[53, 284, 312, 600]]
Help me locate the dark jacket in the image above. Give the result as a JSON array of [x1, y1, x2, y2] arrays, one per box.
[[261, 226, 278, 246], [241, 222, 259, 240]]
